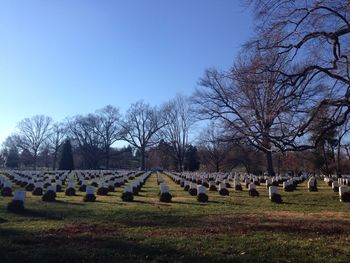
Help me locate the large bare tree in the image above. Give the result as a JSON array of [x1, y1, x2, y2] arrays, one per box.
[[16, 115, 52, 170], [193, 50, 315, 175], [161, 95, 195, 171], [93, 105, 122, 169], [67, 115, 102, 169], [248, 0, 350, 144], [121, 101, 167, 170]]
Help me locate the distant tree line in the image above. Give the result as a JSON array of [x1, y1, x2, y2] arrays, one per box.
[[0, 96, 201, 172], [1, 1, 350, 175]]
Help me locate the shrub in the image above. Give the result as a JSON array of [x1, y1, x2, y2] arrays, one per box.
[[340, 192, 350, 202], [132, 186, 140, 195], [1, 187, 12, 197], [79, 185, 87, 192], [197, 193, 208, 203], [32, 188, 43, 196], [219, 188, 229, 196], [42, 190, 56, 202], [121, 192, 133, 202], [25, 184, 35, 191], [65, 187, 76, 196], [248, 189, 259, 197], [189, 188, 197, 196], [283, 185, 295, 192], [235, 185, 242, 191], [83, 194, 96, 202], [209, 185, 217, 191], [270, 193, 283, 203], [159, 192, 172, 203], [97, 187, 109, 196]]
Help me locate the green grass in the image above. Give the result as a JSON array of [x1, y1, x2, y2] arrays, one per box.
[[1, 173, 350, 262]]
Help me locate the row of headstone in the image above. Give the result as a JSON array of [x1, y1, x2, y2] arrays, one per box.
[[121, 172, 151, 202], [1, 170, 139, 205], [169, 171, 302, 203], [165, 172, 208, 202], [323, 175, 350, 202]]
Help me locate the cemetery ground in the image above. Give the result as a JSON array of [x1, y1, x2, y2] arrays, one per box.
[[1, 173, 350, 263]]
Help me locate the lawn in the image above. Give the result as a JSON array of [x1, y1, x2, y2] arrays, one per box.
[[1, 172, 350, 263]]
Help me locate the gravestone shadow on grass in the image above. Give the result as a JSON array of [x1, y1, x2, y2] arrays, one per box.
[[0, 228, 219, 263]]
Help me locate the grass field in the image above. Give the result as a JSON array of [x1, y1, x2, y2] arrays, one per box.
[[1, 172, 350, 263]]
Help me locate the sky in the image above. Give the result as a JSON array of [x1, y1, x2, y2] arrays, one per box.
[[0, 0, 253, 144]]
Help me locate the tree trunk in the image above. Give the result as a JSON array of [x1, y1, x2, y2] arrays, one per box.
[[33, 152, 37, 170], [337, 142, 341, 175], [140, 147, 146, 170], [178, 153, 184, 172], [262, 135, 274, 176], [52, 150, 57, 170], [265, 151, 274, 176], [106, 147, 110, 169], [243, 162, 250, 174], [322, 144, 330, 175]]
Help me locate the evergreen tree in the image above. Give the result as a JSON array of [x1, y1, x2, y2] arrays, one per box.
[[184, 145, 200, 172], [6, 146, 20, 168], [59, 140, 74, 170]]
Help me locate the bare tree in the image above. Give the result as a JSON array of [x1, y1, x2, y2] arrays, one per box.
[[248, 0, 350, 143], [16, 115, 52, 170], [48, 122, 67, 170], [93, 105, 122, 169], [197, 122, 231, 172], [193, 49, 315, 175], [121, 101, 167, 170], [67, 115, 102, 169], [335, 118, 350, 174], [161, 95, 195, 171]]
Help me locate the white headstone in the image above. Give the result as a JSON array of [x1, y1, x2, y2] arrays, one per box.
[[86, 186, 95, 195], [13, 191, 26, 202], [339, 186, 348, 197], [160, 184, 169, 193], [124, 185, 132, 193], [68, 180, 75, 188], [47, 185, 56, 192], [35, 182, 43, 188], [248, 183, 256, 190], [197, 185, 206, 194], [308, 178, 315, 187], [4, 181, 12, 188], [269, 186, 278, 198], [219, 182, 226, 190]]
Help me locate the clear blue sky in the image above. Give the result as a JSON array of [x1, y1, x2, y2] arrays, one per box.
[[0, 0, 253, 144]]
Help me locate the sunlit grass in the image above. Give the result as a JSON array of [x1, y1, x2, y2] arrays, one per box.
[[1, 172, 350, 262]]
